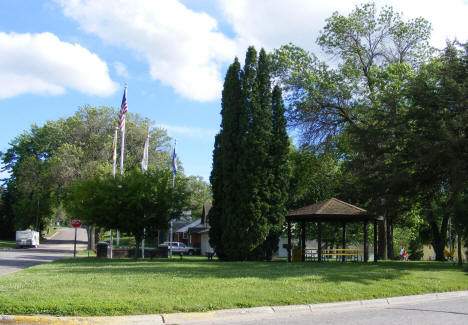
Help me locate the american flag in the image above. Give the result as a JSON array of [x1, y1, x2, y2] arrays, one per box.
[[118, 86, 128, 132]]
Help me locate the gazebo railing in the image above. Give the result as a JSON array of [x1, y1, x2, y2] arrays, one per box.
[[305, 248, 364, 262]]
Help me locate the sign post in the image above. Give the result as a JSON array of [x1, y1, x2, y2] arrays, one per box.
[[71, 218, 82, 258]]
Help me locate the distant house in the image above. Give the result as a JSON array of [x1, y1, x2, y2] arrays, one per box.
[[163, 211, 192, 244], [174, 218, 202, 247], [197, 203, 212, 255], [168, 204, 213, 254]]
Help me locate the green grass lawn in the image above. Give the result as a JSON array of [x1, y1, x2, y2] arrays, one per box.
[[0, 240, 16, 249], [0, 259, 466, 316]]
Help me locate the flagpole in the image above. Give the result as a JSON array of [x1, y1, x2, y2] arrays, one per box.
[[109, 126, 118, 259], [120, 83, 128, 178], [116, 83, 128, 258], [118, 85, 126, 257], [120, 127, 125, 177], [141, 130, 149, 259], [112, 126, 118, 178], [169, 139, 177, 259]]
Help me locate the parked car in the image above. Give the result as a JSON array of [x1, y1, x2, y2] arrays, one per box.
[[15, 229, 40, 248], [158, 242, 196, 255]]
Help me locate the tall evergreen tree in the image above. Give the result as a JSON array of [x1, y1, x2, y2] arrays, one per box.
[[241, 48, 273, 260], [262, 85, 290, 259], [209, 58, 243, 259], [210, 47, 289, 260]]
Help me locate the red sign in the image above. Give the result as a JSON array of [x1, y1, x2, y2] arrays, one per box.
[[71, 218, 82, 228]]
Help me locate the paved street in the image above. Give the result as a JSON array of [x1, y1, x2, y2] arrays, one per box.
[[0, 227, 88, 276], [184, 296, 468, 325]]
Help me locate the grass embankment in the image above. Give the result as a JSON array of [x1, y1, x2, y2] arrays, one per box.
[[0, 240, 16, 249], [0, 259, 466, 316], [101, 232, 140, 248]]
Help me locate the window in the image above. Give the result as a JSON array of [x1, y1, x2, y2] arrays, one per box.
[[183, 232, 188, 239]]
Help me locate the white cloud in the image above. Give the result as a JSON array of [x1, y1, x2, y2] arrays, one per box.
[[0, 32, 118, 99], [113, 61, 129, 78], [53, 0, 467, 103], [57, 0, 237, 102], [159, 124, 217, 139], [373, 0, 468, 49], [219, 0, 468, 55]]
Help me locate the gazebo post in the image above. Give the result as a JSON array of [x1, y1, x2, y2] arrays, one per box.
[[363, 220, 368, 262], [318, 221, 322, 263], [301, 220, 306, 262], [287, 220, 291, 263], [342, 222, 346, 263], [373, 219, 378, 262]]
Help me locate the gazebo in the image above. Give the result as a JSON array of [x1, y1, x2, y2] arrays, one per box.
[[286, 198, 383, 263]]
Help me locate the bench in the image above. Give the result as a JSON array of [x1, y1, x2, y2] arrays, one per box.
[[305, 248, 364, 262]]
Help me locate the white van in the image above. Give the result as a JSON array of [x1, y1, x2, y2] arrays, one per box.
[[15, 230, 40, 248]]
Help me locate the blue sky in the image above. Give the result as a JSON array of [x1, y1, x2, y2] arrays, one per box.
[[1, 0, 467, 182]]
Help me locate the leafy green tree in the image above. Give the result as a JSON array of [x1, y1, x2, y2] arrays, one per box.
[[0, 186, 15, 239], [66, 168, 189, 258], [271, 3, 432, 259], [404, 42, 468, 261], [1, 106, 173, 236], [186, 176, 212, 219]]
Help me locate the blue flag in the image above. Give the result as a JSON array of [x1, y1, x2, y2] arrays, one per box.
[[171, 141, 177, 175]]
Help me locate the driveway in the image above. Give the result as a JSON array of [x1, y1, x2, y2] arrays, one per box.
[[0, 227, 88, 276]]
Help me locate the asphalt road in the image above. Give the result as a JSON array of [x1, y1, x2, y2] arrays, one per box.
[[191, 296, 468, 325], [0, 227, 88, 276]]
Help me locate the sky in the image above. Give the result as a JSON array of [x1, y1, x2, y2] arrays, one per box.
[[1, 0, 467, 182]]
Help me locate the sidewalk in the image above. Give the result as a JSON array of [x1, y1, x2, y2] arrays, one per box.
[[1, 290, 467, 324]]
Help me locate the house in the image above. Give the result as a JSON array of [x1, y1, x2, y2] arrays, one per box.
[[169, 203, 213, 254], [197, 203, 212, 255], [174, 218, 202, 246]]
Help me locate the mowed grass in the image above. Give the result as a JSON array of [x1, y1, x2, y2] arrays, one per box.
[[0, 258, 466, 316], [0, 240, 16, 249]]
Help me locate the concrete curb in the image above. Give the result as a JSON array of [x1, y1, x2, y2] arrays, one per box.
[[0, 314, 164, 324], [2, 290, 467, 324]]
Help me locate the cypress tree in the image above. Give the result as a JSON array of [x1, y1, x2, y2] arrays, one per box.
[[209, 59, 243, 259], [244, 49, 274, 259], [211, 47, 289, 261], [262, 85, 290, 260]]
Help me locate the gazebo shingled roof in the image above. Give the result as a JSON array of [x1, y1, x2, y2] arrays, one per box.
[[287, 198, 375, 222]]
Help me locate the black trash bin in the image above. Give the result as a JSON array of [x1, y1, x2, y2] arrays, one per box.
[[96, 241, 108, 258], [158, 246, 168, 258]]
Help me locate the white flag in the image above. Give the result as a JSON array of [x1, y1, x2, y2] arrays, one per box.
[[141, 133, 149, 172]]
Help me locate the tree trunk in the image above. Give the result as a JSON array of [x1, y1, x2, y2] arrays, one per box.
[[386, 217, 394, 260], [89, 226, 96, 250], [430, 216, 449, 261], [378, 215, 388, 260], [457, 232, 463, 266], [95, 228, 103, 244], [134, 235, 142, 260]]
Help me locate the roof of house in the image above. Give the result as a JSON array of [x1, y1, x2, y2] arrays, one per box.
[[188, 224, 209, 234], [172, 221, 189, 231], [175, 218, 201, 233], [286, 198, 375, 222]]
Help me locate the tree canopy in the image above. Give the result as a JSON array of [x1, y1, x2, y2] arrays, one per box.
[[271, 2, 466, 261], [0, 105, 174, 234]]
